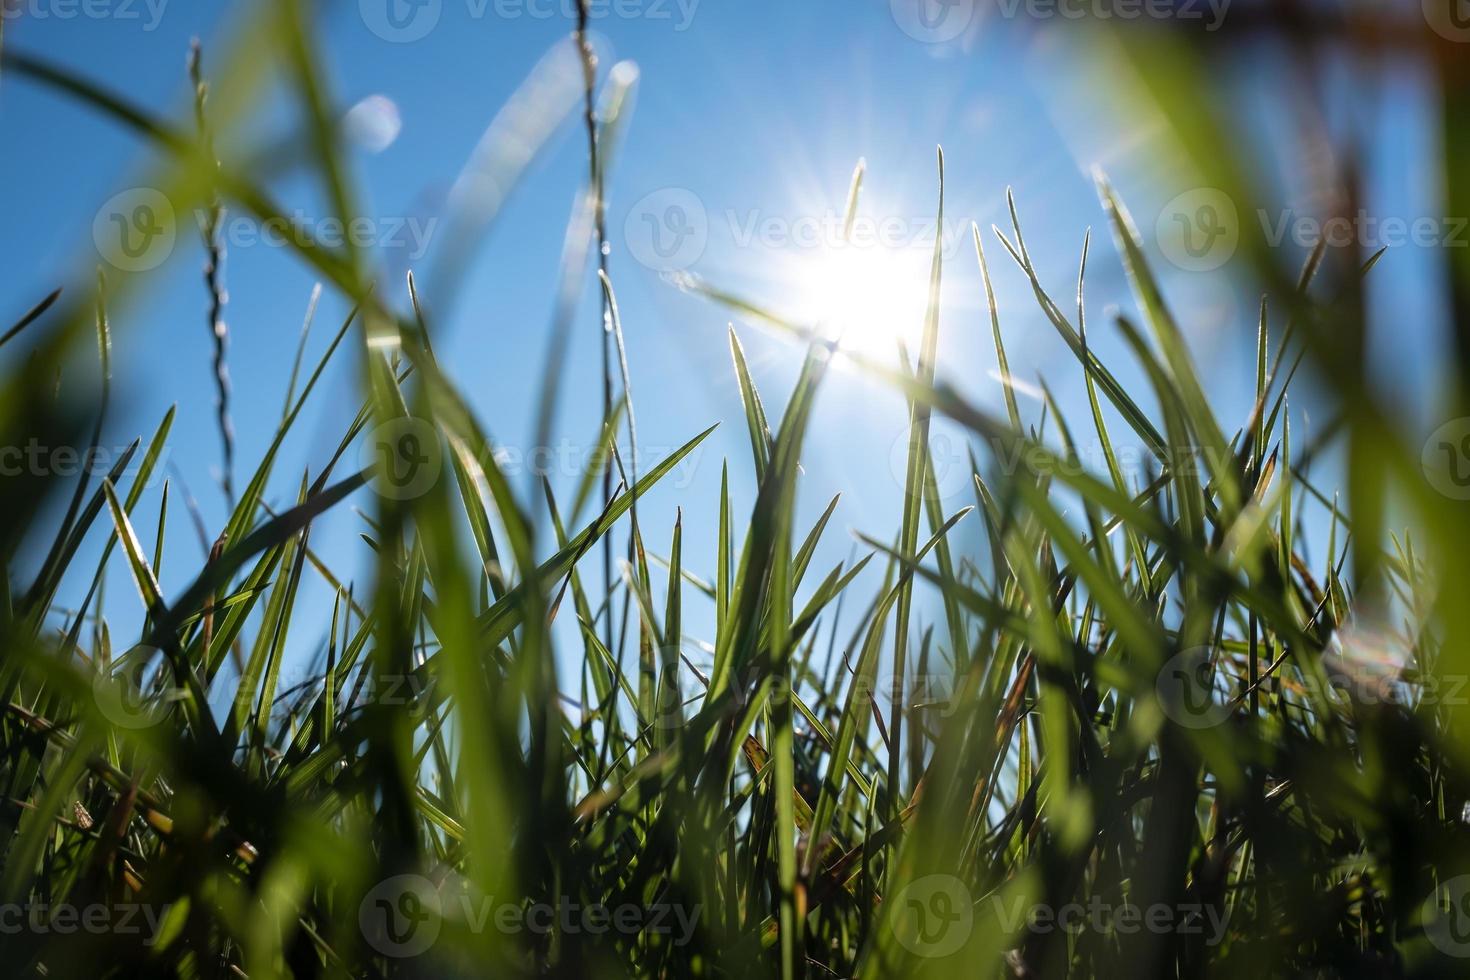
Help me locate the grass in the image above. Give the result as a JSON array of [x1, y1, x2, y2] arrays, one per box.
[[2, 6, 1469, 979]]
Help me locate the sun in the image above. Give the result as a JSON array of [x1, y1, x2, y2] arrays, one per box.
[[782, 243, 933, 362]]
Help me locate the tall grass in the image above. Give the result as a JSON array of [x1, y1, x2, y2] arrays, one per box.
[[1, 7, 1468, 979]]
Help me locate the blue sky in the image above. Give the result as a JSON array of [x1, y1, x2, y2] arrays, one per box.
[[0, 0, 1454, 695]]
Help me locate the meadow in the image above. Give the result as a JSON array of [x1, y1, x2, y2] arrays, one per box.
[[2, 3, 1469, 977]]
